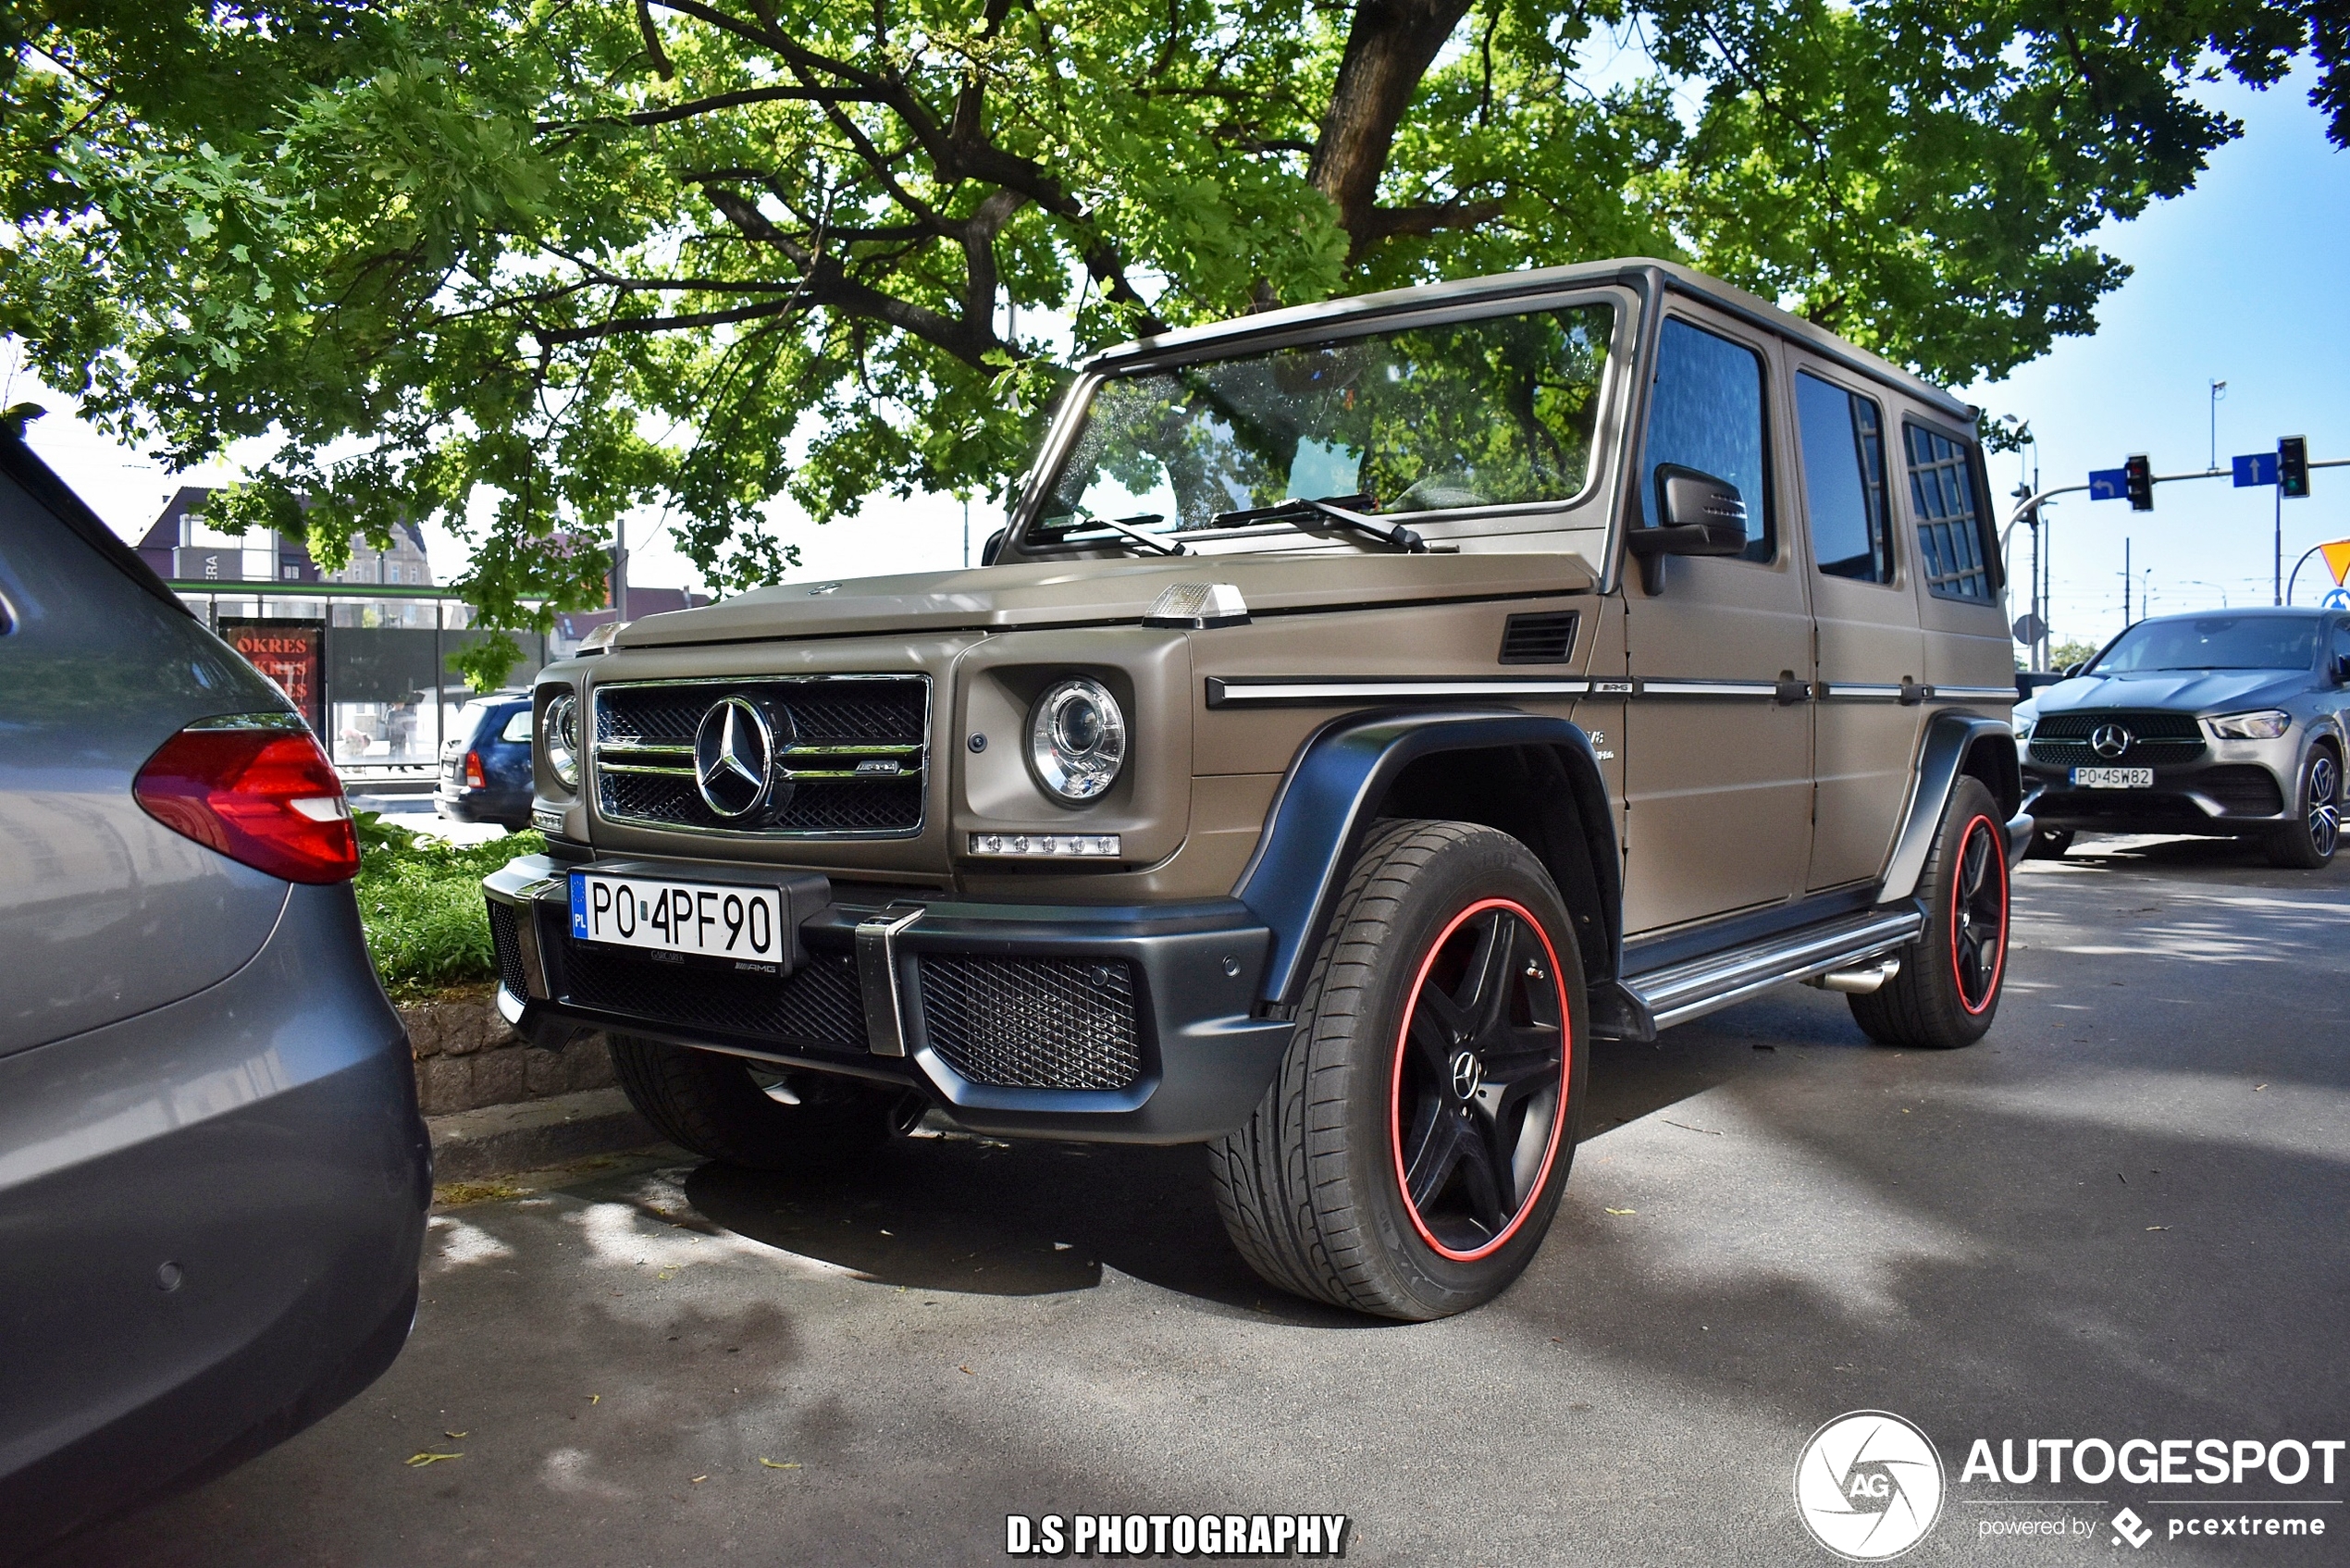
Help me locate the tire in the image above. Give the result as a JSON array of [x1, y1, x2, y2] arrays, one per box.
[[2265, 746, 2340, 870], [1209, 820, 1588, 1321], [608, 1034, 897, 1170], [2024, 826, 2074, 859], [1849, 777, 2010, 1050]]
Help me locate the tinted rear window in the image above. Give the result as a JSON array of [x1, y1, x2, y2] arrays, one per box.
[[2092, 615, 2322, 673]]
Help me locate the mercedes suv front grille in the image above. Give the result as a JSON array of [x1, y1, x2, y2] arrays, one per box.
[[2028, 710, 2208, 769], [591, 675, 929, 836]]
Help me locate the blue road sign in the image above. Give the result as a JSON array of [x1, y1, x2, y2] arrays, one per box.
[[2088, 468, 2129, 500], [2324, 587, 2350, 611], [2233, 451, 2280, 488]]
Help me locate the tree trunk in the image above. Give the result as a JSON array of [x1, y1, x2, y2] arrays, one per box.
[[1309, 0, 1475, 245]]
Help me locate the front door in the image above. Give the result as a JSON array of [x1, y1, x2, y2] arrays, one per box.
[[1621, 313, 1815, 933], [1790, 360, 1927, 890]]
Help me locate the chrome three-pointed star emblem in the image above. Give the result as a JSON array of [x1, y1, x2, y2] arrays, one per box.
[[694, 697, 776, 820], [2089, 722, 2134, 759]]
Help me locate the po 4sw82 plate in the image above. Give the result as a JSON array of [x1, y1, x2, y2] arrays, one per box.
[[570, 871, 783, 962], [2071, 766, 2154, 789]]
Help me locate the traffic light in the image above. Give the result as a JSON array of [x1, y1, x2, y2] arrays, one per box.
[[2280, 436, 2310, 499], [2124, 452, 2154, 512]]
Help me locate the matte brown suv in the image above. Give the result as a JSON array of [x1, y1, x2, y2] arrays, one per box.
[[485, 259, 2027, 1320]]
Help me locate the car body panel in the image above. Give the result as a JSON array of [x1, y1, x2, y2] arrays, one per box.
[[0, 435, 430, 1552], [0, 468, 295, 1058]]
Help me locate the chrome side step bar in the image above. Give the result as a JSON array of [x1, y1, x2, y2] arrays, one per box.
[[1616, 908, 1925, 1036]]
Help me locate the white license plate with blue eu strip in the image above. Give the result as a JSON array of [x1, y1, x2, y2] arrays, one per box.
[[570, 872, 781, 959], [2071, 767, 2153, 789]]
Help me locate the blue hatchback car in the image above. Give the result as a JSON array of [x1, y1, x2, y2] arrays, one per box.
[[434, 693, 534, 830]]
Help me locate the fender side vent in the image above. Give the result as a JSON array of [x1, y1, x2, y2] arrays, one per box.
[[1499, 611, 1580, 664]]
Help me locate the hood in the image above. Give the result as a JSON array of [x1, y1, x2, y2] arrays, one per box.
[[612, 549, 1597, 648], [2033, 667, 2309, 717]]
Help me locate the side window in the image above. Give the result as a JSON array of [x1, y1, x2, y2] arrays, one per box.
[[500, 708, 534, 743], [1905, 423, 1992, 601], [1795, 371, 1891, 583], [1641, 318, 1774, 563]]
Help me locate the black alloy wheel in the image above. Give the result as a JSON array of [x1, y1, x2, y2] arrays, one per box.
[[1948, 813, 2009, 1017], [1849, 776, 2010, 1050], [2267, 747, 2340, 869], [1391, 900, 1570, 1261], [1210, 819, 1587, 1320]]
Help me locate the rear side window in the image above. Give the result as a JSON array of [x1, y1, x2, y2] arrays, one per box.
[[1796, 371, 1891, 583], [1905, 424, 1992, 601], [499, 709, 534, 743], [1641, 318, 1774, 563]]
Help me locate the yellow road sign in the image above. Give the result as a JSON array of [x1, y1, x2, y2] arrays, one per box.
[[2322, 538, 2350, 586]]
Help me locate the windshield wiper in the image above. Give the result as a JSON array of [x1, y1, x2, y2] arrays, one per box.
[[1209, 495, 1426, 553], [1042, 512, 1185, 556]]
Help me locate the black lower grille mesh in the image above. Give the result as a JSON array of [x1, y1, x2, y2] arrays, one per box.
[[487, 900, 531, 1000], [917, 956, 1143, 1091], [562, 944, 865, 1050], [2193, 765, 2286, 817]]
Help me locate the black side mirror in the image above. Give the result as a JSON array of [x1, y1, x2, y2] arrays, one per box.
[[1627, 464, 1747, 591], [980, 527, 1007, 566], [2062, 662, 2084, 678]]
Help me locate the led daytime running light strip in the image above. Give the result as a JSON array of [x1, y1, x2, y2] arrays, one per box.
[[970, 832, 1121, 858]]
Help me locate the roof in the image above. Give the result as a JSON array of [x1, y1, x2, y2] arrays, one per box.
[[1086, 256, 1973, 423]]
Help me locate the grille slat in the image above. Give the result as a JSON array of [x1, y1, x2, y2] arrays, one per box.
[[592, 677, 928, 836], [1499, 611, 1580, 664], [917, 956, 1143, 1092], [2192, 765, 2286, 817]]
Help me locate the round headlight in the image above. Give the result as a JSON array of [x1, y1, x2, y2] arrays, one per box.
[[543, 691, 580, 790], [1028, 677, 1127, 804]]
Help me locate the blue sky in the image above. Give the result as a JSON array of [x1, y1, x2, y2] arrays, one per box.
[[1962, 65, 2350, 644], [14, 62, 2346, 639]]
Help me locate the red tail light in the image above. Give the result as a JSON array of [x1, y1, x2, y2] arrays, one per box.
[[134, 714, 360, 883], [464, 750, 487, 789]]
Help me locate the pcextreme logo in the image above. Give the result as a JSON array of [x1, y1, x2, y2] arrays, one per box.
[[1795, 1411, 1947, 1562]]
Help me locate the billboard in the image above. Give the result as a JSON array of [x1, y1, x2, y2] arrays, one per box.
[[217, 618, 327, 735]]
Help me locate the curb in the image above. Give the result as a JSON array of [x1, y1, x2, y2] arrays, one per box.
[[427, 1087, 662, 1181]]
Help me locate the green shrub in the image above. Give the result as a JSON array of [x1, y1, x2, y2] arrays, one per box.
[[353, 814, 541, 1000]]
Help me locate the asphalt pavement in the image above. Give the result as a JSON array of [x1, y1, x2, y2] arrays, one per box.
[[34, 837, 2350, 1566]]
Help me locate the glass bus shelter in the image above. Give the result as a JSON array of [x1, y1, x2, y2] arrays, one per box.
[[173, 580, 555, 780]]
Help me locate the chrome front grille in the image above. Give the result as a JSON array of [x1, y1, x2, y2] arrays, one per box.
[[590, 676, 929, 837]]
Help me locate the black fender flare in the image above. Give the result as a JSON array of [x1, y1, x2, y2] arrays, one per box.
[[1877, 712, 2026, 903], [1231, 708, 1621, 1007]]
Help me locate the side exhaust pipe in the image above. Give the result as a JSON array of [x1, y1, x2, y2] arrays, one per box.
[[1806, 957, 1901, 995]]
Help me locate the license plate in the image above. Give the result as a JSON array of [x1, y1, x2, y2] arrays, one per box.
[[569, 872, 783, 961], [2071, 767, 2154, 789]]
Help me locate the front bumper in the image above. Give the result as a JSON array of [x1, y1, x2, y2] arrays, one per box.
[[2022, 742, 2296, 835], [485, 855, 1292, 1144]]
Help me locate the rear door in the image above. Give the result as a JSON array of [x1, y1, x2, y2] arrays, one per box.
[[1788, 360, 1926, 889], [1620, 312, 1814, 932], [0, 451, 291, 1055]]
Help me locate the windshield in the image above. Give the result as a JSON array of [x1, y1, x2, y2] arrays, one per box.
[[2089, 615, 2321, 673], [1032, 303, 1614, 545]]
